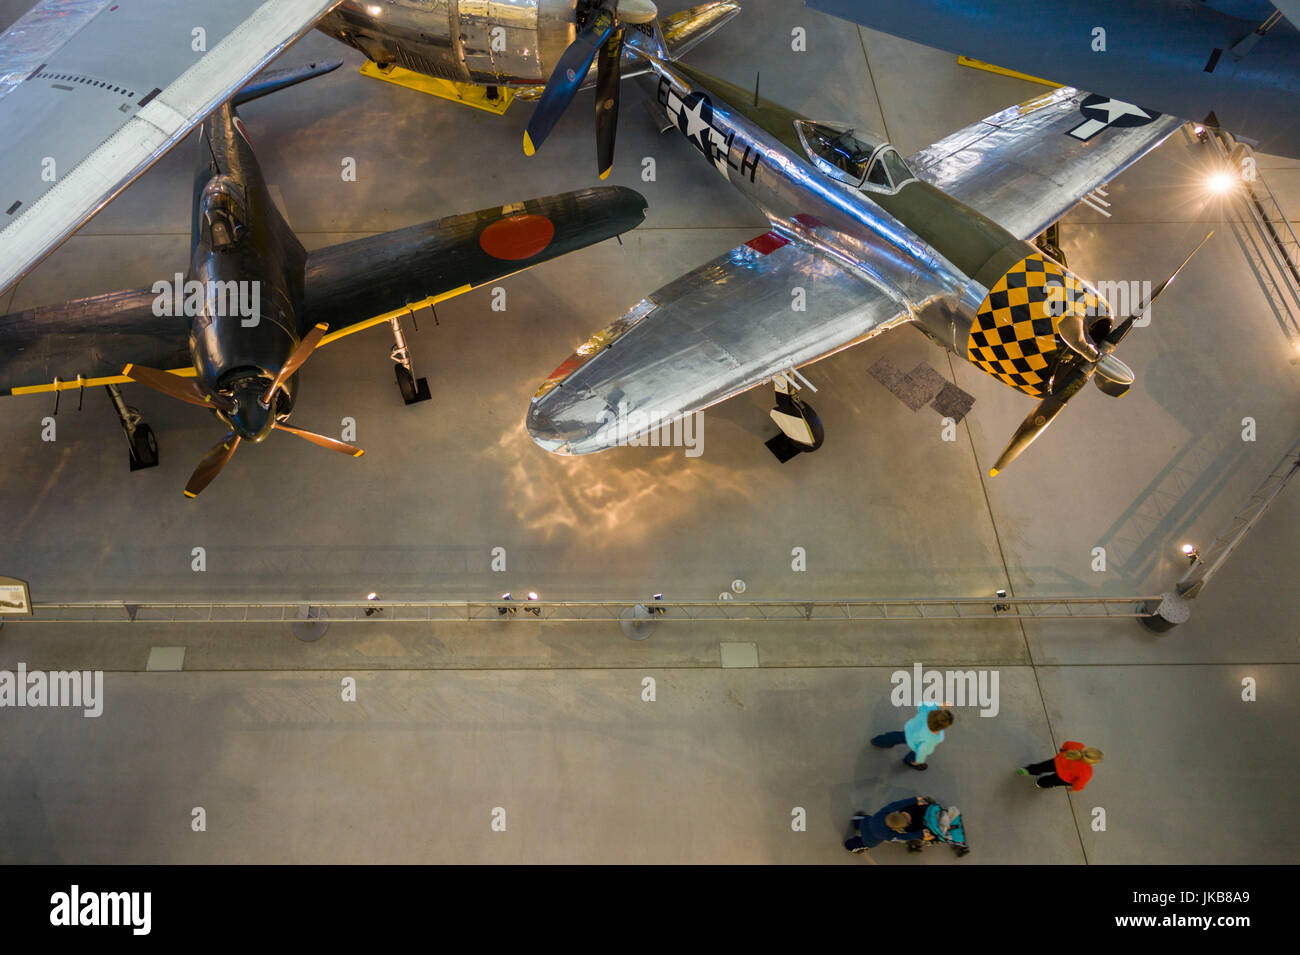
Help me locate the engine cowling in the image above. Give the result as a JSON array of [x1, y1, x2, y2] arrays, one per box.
[[319, 0, 579, 86]]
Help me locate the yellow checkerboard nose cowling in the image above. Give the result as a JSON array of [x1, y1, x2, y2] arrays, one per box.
[[965, 253, 1101, 397]]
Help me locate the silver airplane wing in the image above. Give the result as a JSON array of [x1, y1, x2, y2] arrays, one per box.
[[527, 230, 910, 454], [0, 0, 342, 295], [906, 86, 1184, 242]]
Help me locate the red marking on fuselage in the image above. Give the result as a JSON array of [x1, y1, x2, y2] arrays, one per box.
[[546, 354, 584, 382], [233, 116, 251, 147], [478, 213, 556, 261], [746, 231, 789, 255]]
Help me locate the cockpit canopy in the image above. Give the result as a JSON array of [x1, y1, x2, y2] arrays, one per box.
[[200, 175, 248, 251], [794, 120, 915, 194]]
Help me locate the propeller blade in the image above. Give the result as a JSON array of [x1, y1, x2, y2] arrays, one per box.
[[1106, 232, 1214, 348], [988, 393, 1071, 478], [523, 7, 617, 157], [988, 369, 1090, 476], [184, 434, 241, 498], [123, 364, 233, 412], [595, 25, 624, 179], [264, 323, 328, 404], [274, 422, 365, 457]]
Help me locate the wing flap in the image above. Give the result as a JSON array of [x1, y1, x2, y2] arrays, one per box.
[[527, 231, 910, 454], [906, 87, 1184, 241]]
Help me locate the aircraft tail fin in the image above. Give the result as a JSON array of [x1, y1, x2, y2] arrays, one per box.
[[633, 1, 740, 62], [233, 59, 342, 106]]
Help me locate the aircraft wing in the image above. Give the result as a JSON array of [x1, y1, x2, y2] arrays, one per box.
[[526, 230, 910, 454], [906, 86, 1185, 242], [0, 187, 647, 396], [0, 286, 192, 397], [0, 0, 343, 296], [306, 187, 648, 344]]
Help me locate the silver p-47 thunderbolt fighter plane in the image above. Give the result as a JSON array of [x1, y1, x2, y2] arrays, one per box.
[[526, 57, 1211, 475]]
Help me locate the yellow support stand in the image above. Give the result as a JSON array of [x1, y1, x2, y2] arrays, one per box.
[[359, 61, 515, 115], [957, 56, 1061, 89]]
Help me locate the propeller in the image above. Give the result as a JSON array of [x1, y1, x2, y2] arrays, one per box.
[[121, 364, 234, 412], [185, 434, 241, 498], [522, 0, 658, 179], [988, 232, 1214, 477], [263, 322, 327, 404], [122, 321, 364, 497], [274, 422, 365, 457]]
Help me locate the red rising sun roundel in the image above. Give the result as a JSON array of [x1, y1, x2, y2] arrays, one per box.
[[479, 213, 556, 261]]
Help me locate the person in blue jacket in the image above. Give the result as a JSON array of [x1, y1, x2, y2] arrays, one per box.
[[872, 702, 954, 770], [843, 796, 934, 853]]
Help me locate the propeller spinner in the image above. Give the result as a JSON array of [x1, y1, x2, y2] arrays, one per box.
[[987, 233, 1214, 476], [122, 322, 364, 497], [522, 0, 658, 178]]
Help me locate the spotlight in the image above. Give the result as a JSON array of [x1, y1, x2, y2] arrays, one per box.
[[993, 589, 1011, 613], [525, 591, 540, 616], [497, 592, 515, 617], [1193, 124, 1205, 137], [1206, 170, 1237, 194], [650, 593, 665, 616], [1181, 543, 1200, 562], [364, 591, 382, 617]]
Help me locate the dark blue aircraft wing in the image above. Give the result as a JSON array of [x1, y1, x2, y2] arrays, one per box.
[[0, 286, 192, 397], [304, 186, 648, 345]]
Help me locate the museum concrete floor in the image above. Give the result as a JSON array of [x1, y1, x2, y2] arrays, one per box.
[[0, 1, 1297, 863]]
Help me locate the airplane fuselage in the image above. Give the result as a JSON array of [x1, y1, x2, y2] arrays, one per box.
[[318, 0, 581, 87], [645, 60, 1110, 399], [186, 105, 306, 440]]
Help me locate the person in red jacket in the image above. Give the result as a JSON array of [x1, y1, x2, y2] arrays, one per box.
[[1018, 741, 1103, 791]]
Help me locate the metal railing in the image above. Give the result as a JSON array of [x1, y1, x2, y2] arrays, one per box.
[[1208, 131, 1300, 345], [18, 595, 1162, 625], [1178, 435, 1300, 598]]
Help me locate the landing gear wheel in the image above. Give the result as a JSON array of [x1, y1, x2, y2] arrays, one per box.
[[765, 399, 825, 463], [128, 423, 159, 471], [800, 403, 825, 451], [394, 364, 430, 405]]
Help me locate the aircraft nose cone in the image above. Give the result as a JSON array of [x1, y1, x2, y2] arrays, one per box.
[[618, 0, 658, 24], [227, 381, 276, 443]]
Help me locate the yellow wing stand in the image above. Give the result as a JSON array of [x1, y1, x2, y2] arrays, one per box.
[[11, 367, 197, 397], [359, 60, 516, 115], [9, 284, 475, 398], [318, 284, 472, 346], [957, 56, 1061, 89]]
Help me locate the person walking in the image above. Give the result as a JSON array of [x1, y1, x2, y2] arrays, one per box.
[[1019, 740, 1103, 791], [872, 702, 953, 770], [843, 796, 934, 853]]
